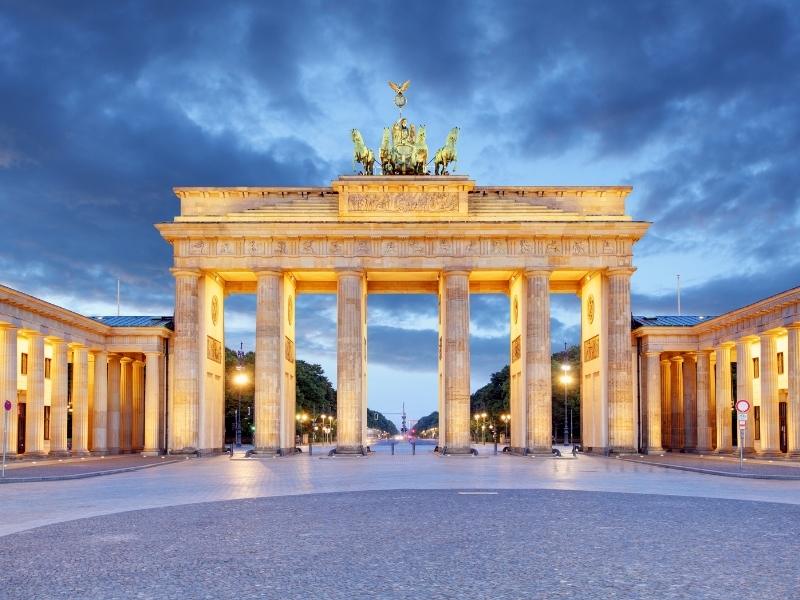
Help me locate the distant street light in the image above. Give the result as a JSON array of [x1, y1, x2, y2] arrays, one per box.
[[560, 364, 573, 446], [233, 344, 248, 448]]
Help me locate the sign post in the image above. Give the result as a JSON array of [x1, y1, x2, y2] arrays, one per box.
[[736, 399, 750, 472], [2, 399, 11, 478]]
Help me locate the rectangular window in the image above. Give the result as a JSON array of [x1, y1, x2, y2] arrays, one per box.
[[752, 357, 760, 379], [20, 352, 28, 375], [44, 405, 51, 441], [44, 357, 51, 379], [777, 352, 784, 375], [754, 406, 761, 441]]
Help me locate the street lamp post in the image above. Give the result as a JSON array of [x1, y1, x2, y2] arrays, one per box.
[[560, 364, 572, 446]]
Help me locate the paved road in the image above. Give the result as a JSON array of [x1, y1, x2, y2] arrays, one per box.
[[1, 488, 798, 599]]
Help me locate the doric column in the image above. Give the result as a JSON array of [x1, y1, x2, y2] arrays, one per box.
[[439, 270, 471, 454], [92, 351, 108, 453], [0, 325, 18, 456], [120, 356, 132, 453], [132, 359, 145, 452], [171, 268, 200, 452], [48, 340, 69, 456], [660, 358, 672, 449], [715, 344, 733, 453], [25, 332, 46, 456], [670, 355, 684, 450], [254, 270, 282, 453], [787, 325, 800, 456], [143, 352, 161, 455], [735, 338, 755, 452], [70, 345, 90, 456], [644, 352, 663, 453], [759, 332, 780, 454], [336, 270, 367, 454], [696, 350, 713, 451], [683, 353, 697, 450], [107, 354, 121, 453], [606, 267, 635, 452], [525, 269, 552, 454]]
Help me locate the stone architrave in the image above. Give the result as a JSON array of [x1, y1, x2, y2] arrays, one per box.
[[607, 267, 635, 452], [735, 339, 755, 452], [759, 333, 780, 455], [644, 352, 663, 453], [695, 350, 713, 452], [92, 351, 108, 453], [49, 340, 69, 456], [525, 269, 552, 454], [71, 346, 90, 456], [336, 271, 367, 454], [0, 325, 18, 456], [25, 332, 46, 457], [715, 345, 733, 453], [107, 355, 121, 454]]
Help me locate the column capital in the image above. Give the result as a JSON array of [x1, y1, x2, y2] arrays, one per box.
[[68, 342, 87, 350], [716, 341, 735, 349], [143, 350, 163, 358], [133, 359, 145, 367], [786, 323, 800, 331], [119, 356, 133, 364], [0, 322, 18, 331], [46, 337, 67, 347], [335, 268, 366, 278], [670, 355, 684, 364], [23, 329, 44, 338], [255, 269, 283, 279], [170, 267, 201, 279], [441, 268, 471, 277], [759, 330, 780, 340], [606, 266, 636, 277], [644, 351, 662, 358], [660, 357, 671, 365]]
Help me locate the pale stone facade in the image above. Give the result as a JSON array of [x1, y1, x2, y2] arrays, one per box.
[[0, 285, 171, 457], [634, 286, 800, 456], [157, 176, 649, 454]]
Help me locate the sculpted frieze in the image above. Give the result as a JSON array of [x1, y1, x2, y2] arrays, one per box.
[[347, 191, 459, 213], [183, 235, 631, 259]]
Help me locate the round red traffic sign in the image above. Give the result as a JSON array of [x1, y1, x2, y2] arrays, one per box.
[[3, 400, 11, 411], [736, 399, 750, 413]]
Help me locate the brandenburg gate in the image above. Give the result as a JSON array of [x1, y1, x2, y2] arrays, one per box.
[[157, 175, 649, 456]]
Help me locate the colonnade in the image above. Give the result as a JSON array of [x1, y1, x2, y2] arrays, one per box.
[[643, 326, 800, 456], [0, 323, 163, 457]]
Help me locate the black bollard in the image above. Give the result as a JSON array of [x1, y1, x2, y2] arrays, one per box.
[[412, 441, 416, 455], [391, 442, 395, 455], [494, 441, 498, 455]]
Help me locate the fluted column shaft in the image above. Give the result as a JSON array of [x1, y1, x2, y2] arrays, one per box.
[[49, 340, 69, 456], [735, 339, 755, 452], [25, 332, 46, 456], [71, 346, 90, 455], [696, 351, 713, 451], [660, 359, 672, 449], [107, 355, 121, 453], [644, 352, 663, 452], [715, 345, 733, 452], [526, 270, 551, 453], [132, 359, 144, 451], [607, 268, 635, 451], [120, 357, 132, 452], [671, 355, 684, 450], [0, 325, 18, 455], [683, 354, 697, 450], [336, 271, 367, 453], [143, 352, 161, 454], [255, 271, 282, 452], [92, 351, 108, 453], [171, 268, 200, 452], [759, 333, 780, 454], [439, 270, 471, 454], [787, 326, 800, 455]]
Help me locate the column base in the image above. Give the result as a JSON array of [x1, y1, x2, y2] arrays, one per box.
[[646, 447, 665, 455], [506, 446, 529, 456], [168, 447, 199, 455], [141, 449, 161, 457], [755, 450, 787, 458], [90, 449, 109, 456], [332, 445, 368, 456], [50, 450, 70, 457], [24, 451, 48, 459], [609, 446, 637, 454], [526, 446, 555, 456], [441, 446, 476, 456], [72, 450, 92, 457]]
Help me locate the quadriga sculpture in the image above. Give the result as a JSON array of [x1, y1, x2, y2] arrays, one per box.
[[434, 127, 459, 175], [351, 129, 375, 175]]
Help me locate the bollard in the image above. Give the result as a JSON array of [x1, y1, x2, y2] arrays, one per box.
[[412, 441, 416, 455], [391, 442, 395, 455], [309, 442, 313, 456], [493, 441, 498, 455]]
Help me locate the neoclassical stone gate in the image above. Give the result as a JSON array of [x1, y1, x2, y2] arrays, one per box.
[[157, 176, 648, 455]]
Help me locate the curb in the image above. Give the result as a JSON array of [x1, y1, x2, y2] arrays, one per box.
[[618, 457, 800, 480], [0, 458, 186, 484]]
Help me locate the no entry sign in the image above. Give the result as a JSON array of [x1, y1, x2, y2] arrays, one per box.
[[736, 399, 750, 413]]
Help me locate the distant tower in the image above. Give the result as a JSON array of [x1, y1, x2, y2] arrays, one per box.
[[401, 402, 408, 434]]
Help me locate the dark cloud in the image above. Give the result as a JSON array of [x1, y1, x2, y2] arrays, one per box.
[[1, 0, 798, 387]]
